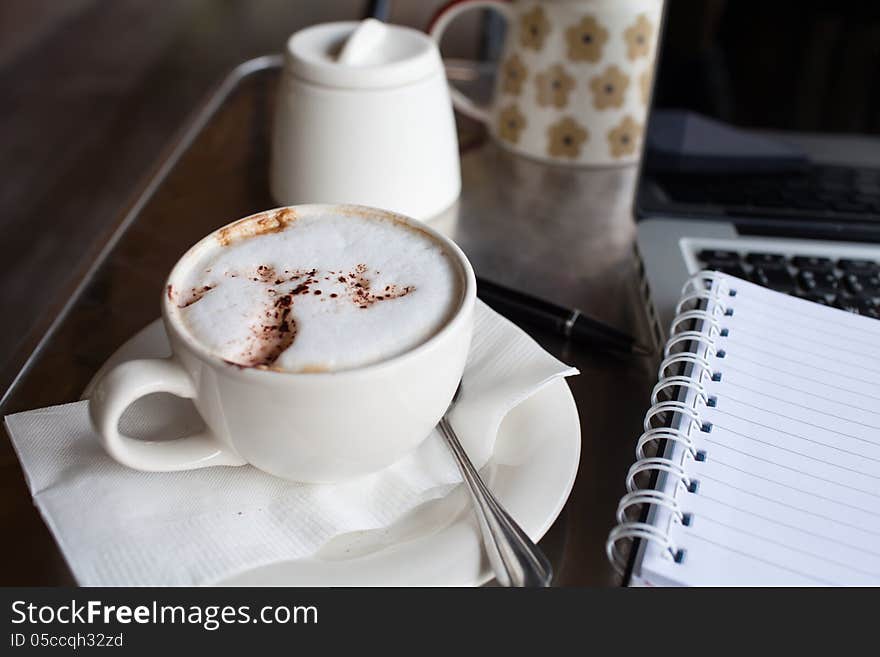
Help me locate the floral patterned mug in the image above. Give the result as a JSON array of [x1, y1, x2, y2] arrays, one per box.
[[429, 0, 662, 166]]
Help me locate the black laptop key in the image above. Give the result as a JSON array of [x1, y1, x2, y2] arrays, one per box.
[[836, 296, 880, 318], [844, 272, 880, 296], [746, 253, 787, 267], [797, 292, 831, 306], [834, 296, 861, 314], [815, 165, 852, 179], [816, 178, 850, 192], [853, 193, 880, 205], [791, 256, 833, 272], [712, 189, 750, 205], [858, 299, 880, 319], [832, 200, 870, 214], [838, 259, 880, 273], [704, 261, 747, 278], [798, 270, 838, 294], [853, 196, 880, 213], [782, 177, 810, 191], [698, 249, 739, 263], [855, 168, 880, 182], [813, 191, 840, 203], [752, 266, 796, 293], [855, 172, 880, 194], [792, 198, 832, 212], [815, 166, 853, 190], [663, 182, 709, 203], [748, 191, 788, 208]]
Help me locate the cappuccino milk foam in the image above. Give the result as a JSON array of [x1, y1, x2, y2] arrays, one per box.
[[167, 207, 461, 373]]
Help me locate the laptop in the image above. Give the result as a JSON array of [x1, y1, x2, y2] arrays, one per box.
[[635, 0, 880, 347]]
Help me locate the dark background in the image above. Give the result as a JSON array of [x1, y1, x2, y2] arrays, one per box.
[[655, 0, 880, 134]]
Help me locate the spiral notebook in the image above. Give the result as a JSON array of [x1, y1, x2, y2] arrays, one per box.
[[608, 271, 880, 586]]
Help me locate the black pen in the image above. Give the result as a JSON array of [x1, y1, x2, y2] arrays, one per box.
[[476, 276, 653, 356]]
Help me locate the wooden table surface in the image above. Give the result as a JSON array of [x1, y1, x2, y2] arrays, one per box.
[[0, 1, 654, 586]]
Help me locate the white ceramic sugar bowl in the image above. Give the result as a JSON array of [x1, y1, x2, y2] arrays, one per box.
[[271, 19, 462, 221]]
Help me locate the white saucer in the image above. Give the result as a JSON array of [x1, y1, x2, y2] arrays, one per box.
[[84, 320, 581, 586]]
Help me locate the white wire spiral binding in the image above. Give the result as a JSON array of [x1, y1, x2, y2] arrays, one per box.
[[652, 376, 709, 406], [675, 290, 729, 316], [658, 352, 714, 385], [681, 270, 731, 296], [606, 270, 734, 577], [644, 401, 703, 433], [607, 522, 681, 575], [617, 489, 684, 524], [626, 457, 692, 494], [636, 427, 697, 460], [664, 331, 718, 359], [669, 309, 722, 337], [671, 312, 721, 339]]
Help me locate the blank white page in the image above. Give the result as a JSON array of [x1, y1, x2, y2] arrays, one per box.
[[637, 274, 880, 586]]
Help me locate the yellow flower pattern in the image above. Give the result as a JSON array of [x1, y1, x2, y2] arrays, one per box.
[[548, 117, 589, 159], [488, 6, 658, 162], [498, 104, 527, 144], [608, 115, 642, 158], [501, 53, 528, 95], [535, 64, 575, 108], [624, 14, 655, 61], [519, 6, 552, 51], [589, 65, 630, 110], [564, 15, 608, 62]]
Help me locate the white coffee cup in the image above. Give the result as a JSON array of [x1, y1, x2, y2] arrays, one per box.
[[89, 204, 476, 483], [270, 20, 462, 221]]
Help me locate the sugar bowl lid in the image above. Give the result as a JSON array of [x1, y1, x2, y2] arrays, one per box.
[[285, 19, 443, 89]]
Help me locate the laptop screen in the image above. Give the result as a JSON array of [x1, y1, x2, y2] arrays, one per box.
[[636, 0, 880, 226]]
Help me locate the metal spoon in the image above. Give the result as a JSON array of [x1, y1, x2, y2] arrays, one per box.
[[437, 383, 554, 587]]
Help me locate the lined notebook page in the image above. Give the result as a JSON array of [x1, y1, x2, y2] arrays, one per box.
[[639, 274, 880, 586]]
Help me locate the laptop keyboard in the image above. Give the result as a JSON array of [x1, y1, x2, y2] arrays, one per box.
[[659, 165, 880, 220], [697, 250, 880, 318]]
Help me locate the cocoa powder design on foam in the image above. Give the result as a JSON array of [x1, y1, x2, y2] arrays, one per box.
[[176, 263, 415, 369], [216, 208, 298, 247], [343, 263, 414, 310]]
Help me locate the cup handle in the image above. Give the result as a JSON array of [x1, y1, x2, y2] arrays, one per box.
[[428, 0, 514, 124], [88, 358, 246, 472]]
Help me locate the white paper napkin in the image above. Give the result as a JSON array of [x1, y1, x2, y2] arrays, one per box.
[[4, 301, 577, 586]]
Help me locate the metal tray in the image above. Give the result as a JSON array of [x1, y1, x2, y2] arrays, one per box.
[[0, 56, 654, 585]]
